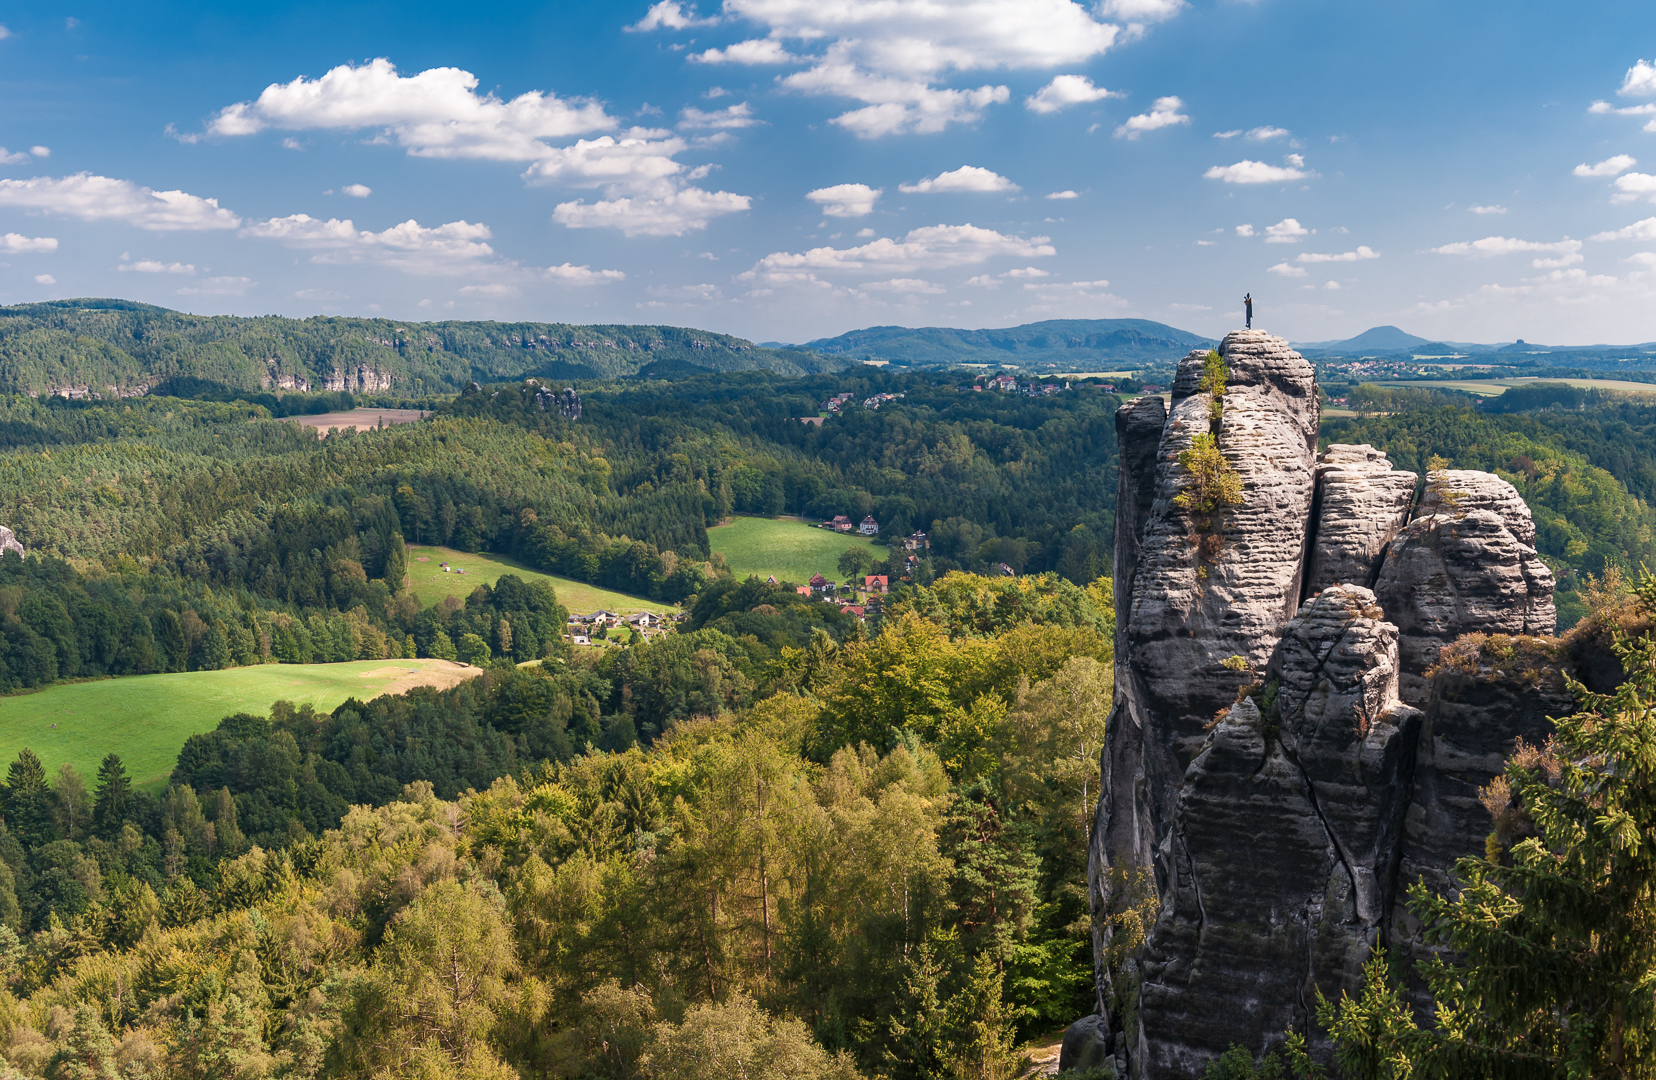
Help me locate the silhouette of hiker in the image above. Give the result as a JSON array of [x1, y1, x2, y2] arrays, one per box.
[[1244, 293, 1253, 329]]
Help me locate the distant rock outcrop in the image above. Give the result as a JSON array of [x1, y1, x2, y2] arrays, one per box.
[[1081, 331, 1562, 1078], [0, 526, 22, 559]]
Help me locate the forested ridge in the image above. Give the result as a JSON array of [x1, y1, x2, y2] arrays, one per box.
[[0, 299, 844, 397]]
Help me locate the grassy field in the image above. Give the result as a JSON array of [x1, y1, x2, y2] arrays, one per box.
[[406, 546, 675, 615], [1390, 377, 1656, 397], [708, 516, 881, 585], [0, 660, 479, 792]]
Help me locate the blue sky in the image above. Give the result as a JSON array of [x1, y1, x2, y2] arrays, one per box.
[[2, 0, 1655, 345]]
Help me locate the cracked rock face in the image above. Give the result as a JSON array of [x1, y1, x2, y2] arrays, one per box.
[[0, 526, 22, 559], [1374, 471, 1556, 706], [1091, 332, 1561, 1079], [1133, 587, 1420, 1075]]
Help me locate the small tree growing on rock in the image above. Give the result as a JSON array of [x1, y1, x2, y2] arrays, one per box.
[[1175, 434, 1244, 564]]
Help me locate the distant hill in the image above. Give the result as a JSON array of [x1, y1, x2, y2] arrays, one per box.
[[1294, 325, 1434, 353], [0, 298, 846, 397], [803, 318, 1215, 367]]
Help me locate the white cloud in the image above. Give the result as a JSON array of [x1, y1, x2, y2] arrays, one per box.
[[0, 25, 10, 39], [546, 263, 626, 283], [748, 223, 1054, 276], [1429, 236, 1583, 258], [1025, 74, 1116, 114], [1575, 154, 1637, 178], [30, 146, 49, 158], [119, 259, 196, 274], [1622, 59, 1656, 98], [0, 148, 28, 165], [1205, 155, 1310, 184], [1470, 204, 1507, 214], [692, 38, 797, 64], [1591, 217, 1656, 241], [678, 102, 760, 129], [1235, 223, 1255, 237], [341, 183, 372, 197], [553, 188, 753, 237], [1213, 130, 1241, 139], [1097, 0, 1185, 21], [1323, 280, 1341, 290], [522, 132, 690, 191], [0, 233, 57, 253], [1004, 266, 1049, 278], [206, 59, 616, 160], [807, 183, 881, 217], [1296, 246, 1379, 263], [1613, 172, 1656, 203], [861, 277, 946, 294], [899, 165, 1018, 193], [787, 61, 1010, 137], [1266, 262, 1306, 277], [1264, 217, 1309, 243], [1245, 126, 1290, 142], [628, 1, 718, 31], [34, 274, 56, 285], [1115, 96, 1188, 139], [178, 276, 255, 296], [243, 214, 498, 273], [460, 283, 518, 296], [1046, 189, 1079, 199], [0, 173, 241, 230], [1531, 252, 1584, 269]]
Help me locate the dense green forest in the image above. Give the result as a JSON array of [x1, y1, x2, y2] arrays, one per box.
[[0, 300, 844, 397]]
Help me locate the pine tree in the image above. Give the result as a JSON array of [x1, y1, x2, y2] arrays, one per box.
[[5, 748, 50, 845], [92, 753, 132, 837]]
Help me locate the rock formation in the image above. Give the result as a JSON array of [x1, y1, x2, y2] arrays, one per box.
[[1076, 331, 1562, 1078], [0, 526, 23, 559]]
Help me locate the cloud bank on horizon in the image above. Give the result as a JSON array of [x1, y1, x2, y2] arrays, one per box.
[[0, 1, 1655, 344]]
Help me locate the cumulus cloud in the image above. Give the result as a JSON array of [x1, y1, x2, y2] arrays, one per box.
[[1429, 236, 1583, 263], [677, 102, 760, 129], [628, 1, 718, 31], [1245, 126, 1290, 142], [1115, 96, 1188, 139], [0, 148, 29, 165], [1296, 246, 1379, 263], [1470, 204, 1507, 214], [205, 59, 616, 159], [34, 274, 56, 285], [1613, 172, 1656, 203], [1205, 154, 1310, 184], [119, 259, 196, 273], [860, 277, 946, 294], [1046, 190, 1079, 199], [1622, 59, 1656, 98], [341, 183, 372, 197], [553, 188, 753, 237], [546, 263, 627, 283], [1025, 74, 1116, 114], [1097, 0, 1185, 21], [1235, 224, 1255, 237], [807, 183, 881, 217], [1264, 217, 1309, 243], [1591, 217, 1656, 241], [899, 166, 1018, 194], [460, 283, 518, 296], [747, 223, 1054, 277], [1266, 262, 1306, 277], [0, 233, 57, 253], [1575, 154, 1637, 178], [243, 214, 499, 273], [1213, 130, 1241, 139], [31, 147, 49, 158], [691, 38, 798, 64], [679, 0, 1139, 137], [0, 173, 241, 230]]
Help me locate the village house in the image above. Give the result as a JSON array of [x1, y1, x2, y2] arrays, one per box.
[[864, 574, 889, 594], [828, 514, 853, 532], [904, 531, 930, 551], [858, 515, 879, 536], [626, 611, 663, 629], [808, 573, 836, 594]]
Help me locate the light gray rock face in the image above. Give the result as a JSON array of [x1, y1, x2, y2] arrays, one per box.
[[0, 526, 23, 559], [1090, 332, 1562, 1079], [1133, 587, 1420, 1076], [1374, 471, 1556, 706], [1304, 445, 1417, 595]]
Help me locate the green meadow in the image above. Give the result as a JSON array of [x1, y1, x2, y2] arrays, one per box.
[[405, 545, 676, 615], [707, 516, 881, 585], [0, 659, 478, 792]]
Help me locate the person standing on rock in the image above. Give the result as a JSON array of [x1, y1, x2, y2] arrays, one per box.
[[1244, 292, 1253, 329]]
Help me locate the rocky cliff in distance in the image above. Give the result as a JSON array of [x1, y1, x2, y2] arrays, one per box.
[[1075, 330, 1561, 1078]]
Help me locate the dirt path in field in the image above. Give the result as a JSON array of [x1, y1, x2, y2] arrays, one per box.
[[358, 660, 482, 694], [294, 408, 428, 433]]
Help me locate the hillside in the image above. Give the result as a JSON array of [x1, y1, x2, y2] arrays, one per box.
[[803, 317, 1215, 368], [0, 298, 846, 397]]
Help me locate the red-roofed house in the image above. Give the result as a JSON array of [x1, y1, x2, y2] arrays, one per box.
[[858, 515, 879, 535], [864, 575, 888, 594], [828, 515, 853, 532]]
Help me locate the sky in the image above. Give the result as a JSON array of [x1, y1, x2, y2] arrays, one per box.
[[2, 1, 1656, 346]]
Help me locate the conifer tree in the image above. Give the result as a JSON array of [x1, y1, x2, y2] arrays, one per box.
[[92, 753, 132, 837]]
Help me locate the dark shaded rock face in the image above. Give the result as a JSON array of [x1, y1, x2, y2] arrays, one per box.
[[1089, 332, 1562, 1078]]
